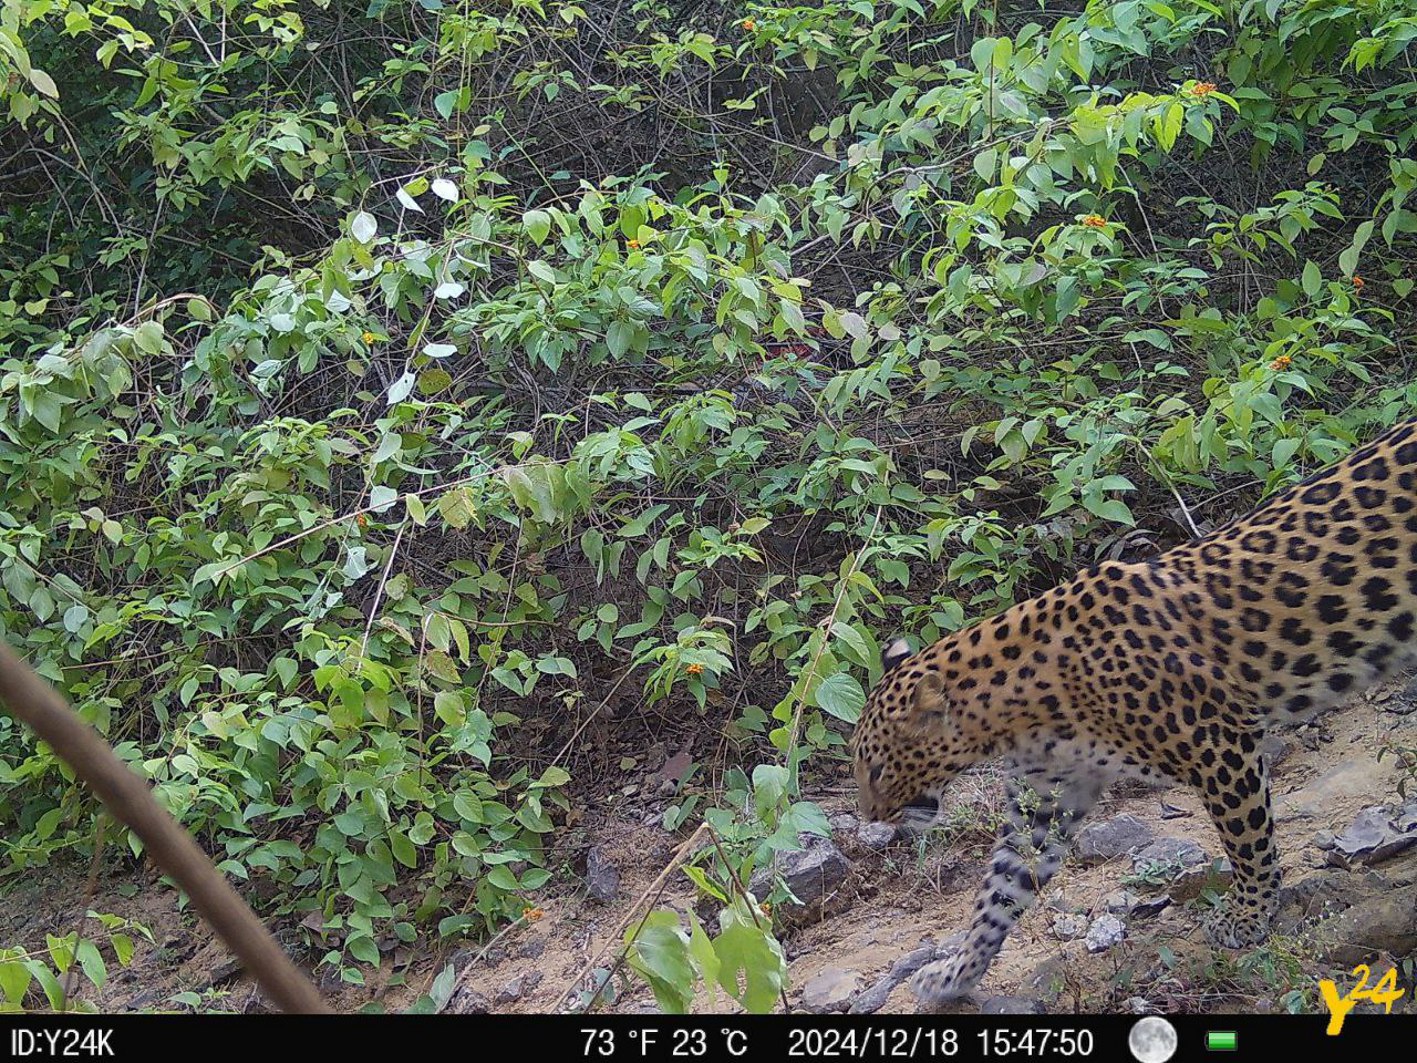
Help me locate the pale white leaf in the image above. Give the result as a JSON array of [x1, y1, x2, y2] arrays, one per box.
[[387, 372, 416, 404], [351, 211, 378, 243]]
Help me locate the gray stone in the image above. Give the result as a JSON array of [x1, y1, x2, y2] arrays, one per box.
[[1313, 830, 1337, 851], [1074, 815, 1155, 866], [749, 837, 850, 928], [1085, 914, 1126, 953], [1130, 896, 1172, 919], [857, 822, 897, 850], [1318, 884, 1417, 965], [1104, 889, 1138, 914], [1278, 759, 1394, 822], [981, 996, 1046, 1015], [849, 934, 965, 1015], [1045, 888, 1089, 913], [1261, 733, 1298, 767], [801, 968, 863, 1013], [446, 986, 490, 1014], [1169, 858, 1234, 902], [1132, 837, 1208, 872], [1021, 957, 1068, 1004], [1332, 804, 1417, 865], [585, 846, 620, 904], [493, 970, 544, 1005], [1052, 913, 1089, 941]]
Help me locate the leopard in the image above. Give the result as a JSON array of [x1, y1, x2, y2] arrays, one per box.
[[851, 416, 1417, 1006]]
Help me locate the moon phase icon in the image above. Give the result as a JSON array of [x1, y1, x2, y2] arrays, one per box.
[[1127, 1017, 1179, 1063]]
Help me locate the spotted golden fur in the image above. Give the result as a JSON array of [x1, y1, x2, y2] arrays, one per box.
[[852, 418, 1417, 1003]]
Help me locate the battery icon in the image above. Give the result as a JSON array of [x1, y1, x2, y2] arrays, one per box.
[[1207, 1031, 1238, 1051]]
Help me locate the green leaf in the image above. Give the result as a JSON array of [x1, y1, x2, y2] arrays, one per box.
[[0, 961, 32, 1003], [625, 912, 695, 1014], [1339, 219, 1373, 279], [1300, 259, 1321, 297], [813, 671, 866, 722], [711, 900, 785, 1013], [522, 210, 552, 245], [487, 865, 519, 891], [390, 830, 418, 868]]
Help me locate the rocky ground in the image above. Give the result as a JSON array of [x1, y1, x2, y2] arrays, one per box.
[[4, 677, 1417, 1015]]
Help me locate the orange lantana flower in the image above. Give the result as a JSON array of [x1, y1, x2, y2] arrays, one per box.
[[685, 663, 704, 675], [1081, 214, 1107, 228], [1353, 275, 1365, 292], [522, 906, 545, 923], [361, 331, 378, 344], [1191, 81, 1217, 98], [742, 18, 756, 31], [626, 238, 640, 249], [1269, 354, 1292, 371]]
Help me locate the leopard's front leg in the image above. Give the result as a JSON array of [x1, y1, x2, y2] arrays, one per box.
[[1198, 732, 1279, 948], [912, 767, 1100, 1004]]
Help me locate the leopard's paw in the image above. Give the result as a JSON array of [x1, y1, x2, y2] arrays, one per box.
[[910, 955, 979, 1005], [1204, 904, 1271, 949]]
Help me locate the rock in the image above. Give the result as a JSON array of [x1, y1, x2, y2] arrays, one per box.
[[1317, 884, 1417, 965], [1125, 996, 1154, 1015], [585, 846, 620, 904], [981, 996, 1046, 1015], [1272, 869, 1384, 933], [517, 937, 546, 960], [493, 971, 543, 1005], [1045, 888, 1089, 913], [801, 968, 863, 1013], [1132, 837, 1208, 872], [1169, 859, 1234, 903], [1103, 889, 1138, 914], [1075, 815, 1155, 866], [1085, 914, 1126, 953], [1331, 803, 1417, 865], [830, 812, 860, 831], [1399, 800, 1417, 833], [749, 838, 850, 928], [857, 822, 897, 850], [1130, 896, 1172, 919], [1313, 830, 1337, 851], [445, 986, 491, 1014], [1278, 759, 1394, 822], [1021, 957, 1068, 1004], [849, 934, 965, 1015], [1261, 733, 1298, 767], [1052, 913, 1089, 941]]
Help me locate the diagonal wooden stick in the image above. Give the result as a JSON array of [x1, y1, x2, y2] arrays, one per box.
[[0, 640, 329, 1014]]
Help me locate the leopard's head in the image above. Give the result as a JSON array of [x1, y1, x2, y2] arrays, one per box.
[[851, 638, 974, 828]]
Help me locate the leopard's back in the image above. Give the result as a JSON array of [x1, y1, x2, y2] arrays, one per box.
[[1162, 418, 1417, 722]]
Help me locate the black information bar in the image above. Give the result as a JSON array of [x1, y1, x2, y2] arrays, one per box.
[[0, 1013, 1402, 1060]]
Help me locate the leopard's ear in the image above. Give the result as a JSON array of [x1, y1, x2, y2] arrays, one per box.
[[882, 637, 913, 672], [905, 670, 950, 732]]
